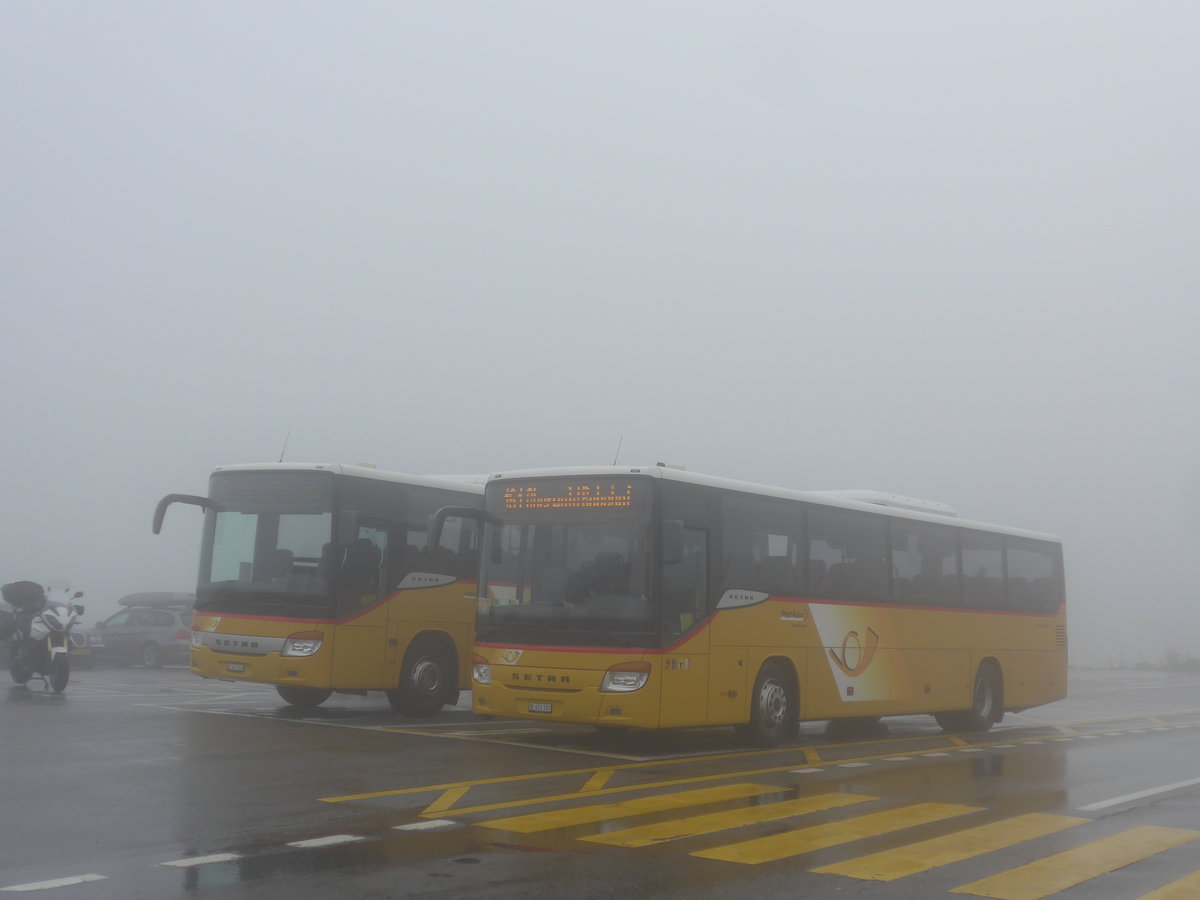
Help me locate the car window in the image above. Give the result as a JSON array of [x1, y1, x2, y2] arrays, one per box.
[[105, 610, 131, 627], [128, 610, 153, 626], [150, 610, 174, 627]]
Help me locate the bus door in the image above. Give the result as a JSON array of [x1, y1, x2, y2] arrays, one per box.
[[657, 527, 709, 728], [330, 520, 390, 688]]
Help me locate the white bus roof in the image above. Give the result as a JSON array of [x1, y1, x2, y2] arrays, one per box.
[[486, 465, 1060, 542], [211, 463, 487, 494]]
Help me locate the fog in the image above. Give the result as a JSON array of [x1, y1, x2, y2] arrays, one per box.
[[3, 3, 1197, 666]]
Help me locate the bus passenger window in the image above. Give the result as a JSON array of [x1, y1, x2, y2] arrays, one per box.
[[961, 532, 1004, 609]]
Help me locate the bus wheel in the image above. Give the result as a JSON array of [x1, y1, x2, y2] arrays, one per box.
[[389, 639, 452, 718], [275, 685, 332, 709], [935, 663, 1001, 733], [740, 661, 797, 747]]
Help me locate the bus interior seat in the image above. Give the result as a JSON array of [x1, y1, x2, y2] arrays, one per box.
[[758, 557, 796, 595], [807, 559, 827, 593]]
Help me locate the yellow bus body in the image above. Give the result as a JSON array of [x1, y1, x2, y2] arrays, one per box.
[[474, 598, 1066, 729], [192, 579, 476, 692]]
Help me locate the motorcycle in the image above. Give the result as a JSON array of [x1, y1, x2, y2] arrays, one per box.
[[1, 581, 86, 693]]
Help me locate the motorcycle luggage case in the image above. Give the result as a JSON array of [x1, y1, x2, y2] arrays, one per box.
[[1, 581, 46, 613]]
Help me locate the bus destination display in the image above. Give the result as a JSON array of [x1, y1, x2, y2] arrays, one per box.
[[502, 482, 638, 512]]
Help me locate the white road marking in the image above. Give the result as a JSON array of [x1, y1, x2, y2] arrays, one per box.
[[791, 768, 824, 773], [838, 762, 870, 768], [160, 853, 242, 867], [884, 756, 914, 761], [1078, 777, 1200, 812], [2, 875, 107, 892], [287, 834, 364, 848], [394, 820, 457, 831]]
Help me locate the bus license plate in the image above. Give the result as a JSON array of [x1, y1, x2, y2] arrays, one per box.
[[226, 662, 245, 673], [527, 702, 552, 714]]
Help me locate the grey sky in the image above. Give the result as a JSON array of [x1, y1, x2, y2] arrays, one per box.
[[3, 3, 1197, 665]]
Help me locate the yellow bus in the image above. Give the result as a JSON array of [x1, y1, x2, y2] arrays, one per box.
[[154, 463, 484, 714], [470, 465, 1066, 744]]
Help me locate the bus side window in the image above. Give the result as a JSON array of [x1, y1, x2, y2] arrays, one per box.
[[961, 531, 1004, 609], [662, 529, 707, 639]]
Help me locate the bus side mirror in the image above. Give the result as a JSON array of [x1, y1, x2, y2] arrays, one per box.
[[661, 519, 685, 566]]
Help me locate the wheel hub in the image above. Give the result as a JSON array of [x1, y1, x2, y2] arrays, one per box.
[[759, 679, 788, 726], [411, 658, 441, 694]]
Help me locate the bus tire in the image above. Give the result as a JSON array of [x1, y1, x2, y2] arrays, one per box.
[[740, 660, 798, 747], [276, 685, 332, 709], [935, 662, 1002, 733], [389, 638, 453, 718]]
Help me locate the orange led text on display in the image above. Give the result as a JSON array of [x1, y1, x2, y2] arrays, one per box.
[[502, 483, 636, 511]]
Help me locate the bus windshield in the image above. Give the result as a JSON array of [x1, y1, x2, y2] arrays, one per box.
[[197, 470, 335, 616], [477, 516, 653, 646]]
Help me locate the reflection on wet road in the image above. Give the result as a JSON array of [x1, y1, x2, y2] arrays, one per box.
[[3, 668, 1200, 898]]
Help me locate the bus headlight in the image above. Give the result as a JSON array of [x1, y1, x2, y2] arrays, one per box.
[[472, 654, 491, 685], [281, 631, 324, 657], [190, 631, 203, 649], [600, 661, 651, 693]]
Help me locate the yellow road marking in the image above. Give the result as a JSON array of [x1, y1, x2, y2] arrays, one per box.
[[478, 783, 781, 834], [693, 802, 979, 865], [813, 813, 1088, 881], [582, 770, 614, 792], [321, 712, 1196, 812], [422, 786, 470, 816], [323, 739, 966, 806], [951, 825, 1200, 900], [1136, 869, 1200, 899], [582, 792, 875, 848]]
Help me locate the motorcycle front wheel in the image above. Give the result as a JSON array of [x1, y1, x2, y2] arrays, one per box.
[[9, 647, 31, 686], [50, 654, 69, 693]]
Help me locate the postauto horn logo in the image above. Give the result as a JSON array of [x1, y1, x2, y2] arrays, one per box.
[[828, 627, 880, 678]]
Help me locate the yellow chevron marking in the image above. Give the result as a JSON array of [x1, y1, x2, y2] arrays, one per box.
[[1135, 868, 1200, 899], [693, 802, 979, 865], [422, 786, 469, 815], [582, 792, 875, 848], [581, 770, 614, 792], [479, 783, 780, 834], [952, 825, 1200, 900], [814, 813, 1088, 881]]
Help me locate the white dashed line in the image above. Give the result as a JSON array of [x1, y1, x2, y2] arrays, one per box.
[[884, 756, 914, 761], [160, 853, 242, 867], [838, 762, 870, 768], [2, 875, 107, 892], [394, 820, 457, 831], [287, 835, 365, 849], [790, 768, 824, 774], [1078, 777, 1200, 812]]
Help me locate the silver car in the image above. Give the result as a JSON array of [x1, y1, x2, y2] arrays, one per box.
[[90, 604, 193, 667]]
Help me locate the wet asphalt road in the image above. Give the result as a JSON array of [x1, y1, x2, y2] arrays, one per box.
[[2, 666, 1199, 899]]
